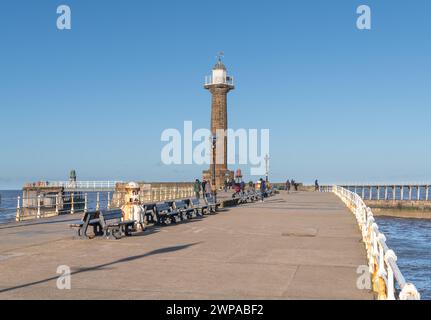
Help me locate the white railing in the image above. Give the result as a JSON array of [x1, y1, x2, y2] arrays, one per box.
[[204, 75, 234, 86], [28, 181, 123, 190], [340, 185, 430, 202], [332, 185, 420, 300], [14, 192, 115, 222]]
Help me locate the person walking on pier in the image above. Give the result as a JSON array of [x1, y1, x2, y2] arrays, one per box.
[[233, 183, 241, 198], [205, 180, 212, 198], [291, 179, 297, 191], [260, 178, 266, 202], [285, 179, 291, 193], [201, 180, 207, 196], [249, 181, 254, 190], [194, 179, 201, 199], [240, 180, 245, 193], [315, 179, 319, 192]]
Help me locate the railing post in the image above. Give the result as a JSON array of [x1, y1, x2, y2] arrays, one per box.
[[376, 236, 387, 300], [408, 186, 412, 201], [84, 193, 88, 213], [362, 187, 365, 199], [401, 186, 404, 201], [37, 195, 41, 219], [393, 186, 396, 201], [385, 250, 397, 300], [55, 194, 59, 215], [417, 186, 420, 201], [377, 186, 380, 200], [96, 192, 100, 211], [384, 186, 388, 200], [107, 192, 111, 210], [16, 196, 21, 222], [369, 187, 372, 200], [426, 186, 429, 202], [70, 193, 75, 214]]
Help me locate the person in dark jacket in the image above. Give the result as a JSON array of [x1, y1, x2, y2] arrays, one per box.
[[194, 179, 201, 199], [259, 178, 266, 202], [240, 181, 245, 193], [285, 179, 291, 193], [201, 180, 207, 197]]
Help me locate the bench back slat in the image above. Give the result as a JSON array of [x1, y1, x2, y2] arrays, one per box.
[[143, 203, 156, 212], [101, 210, 123, 221], [156, 203, 171, 213], [174, 200, 187, 209]]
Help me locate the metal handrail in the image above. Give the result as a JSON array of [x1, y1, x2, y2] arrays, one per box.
[[13, 192, 116, 222], [204, 75, 234, 86], [24, 181, 123, 189], [10, 185, 195, 223], [333, 185, 421, 300]]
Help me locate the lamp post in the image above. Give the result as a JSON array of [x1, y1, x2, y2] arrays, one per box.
[[264, 154, 270, 183], [211, 134, 217, 203]]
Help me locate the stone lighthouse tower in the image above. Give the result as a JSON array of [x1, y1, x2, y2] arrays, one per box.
[[203, 54, 235, 189]]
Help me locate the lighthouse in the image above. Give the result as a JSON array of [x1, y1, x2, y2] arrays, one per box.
[[203, 54, 235, 190]]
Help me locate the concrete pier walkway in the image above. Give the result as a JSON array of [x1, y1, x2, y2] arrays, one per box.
[[0, 192, 374, 300]]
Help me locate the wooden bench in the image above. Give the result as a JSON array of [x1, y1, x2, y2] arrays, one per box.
[[99, 209, 135, 239], [235, 191, 254, 205], [267, 188, 275, 197], [252, 190, 262, 201], [155, 202, 180, 225], [174, 200, 195, 220], [69, 211, 102, 239], [189, 198, 208, 216], [205, 194, 220, 213], [244, 190, 260, 202], [255, 190, 264, 201], [141, 203, 157, 225]]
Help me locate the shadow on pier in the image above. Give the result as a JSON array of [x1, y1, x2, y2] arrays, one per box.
[[0, 242, 202, 294]]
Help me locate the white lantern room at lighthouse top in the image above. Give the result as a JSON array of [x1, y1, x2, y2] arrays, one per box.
[[205, 59, 234, 86]]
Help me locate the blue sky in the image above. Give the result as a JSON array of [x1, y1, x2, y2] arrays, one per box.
[[1, 0, 430, 189]]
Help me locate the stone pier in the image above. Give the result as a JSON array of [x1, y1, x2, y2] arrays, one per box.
[[0, 192, 373, 300]]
